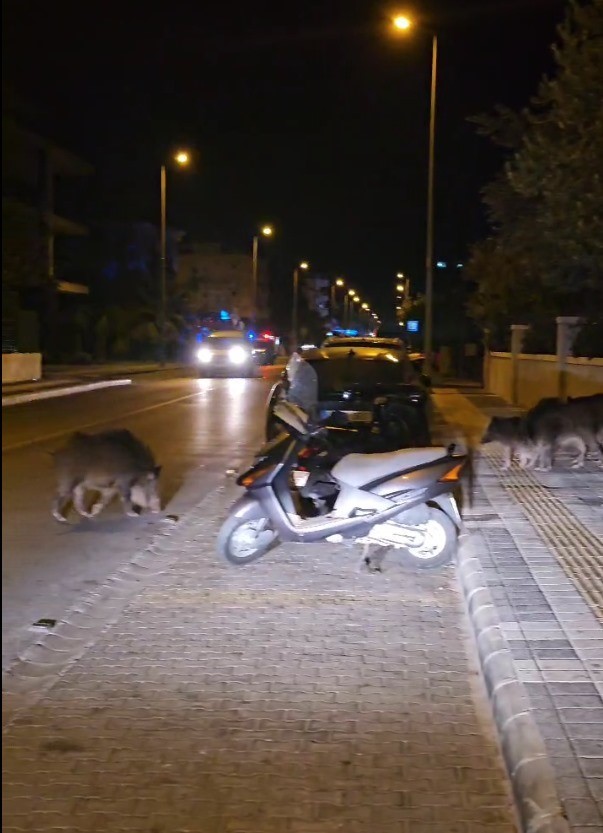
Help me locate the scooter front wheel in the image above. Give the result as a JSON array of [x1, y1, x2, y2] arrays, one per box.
[[217, 511, 278, 565], [399, 507, 457, 569]]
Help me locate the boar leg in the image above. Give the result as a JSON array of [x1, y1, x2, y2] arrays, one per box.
[[73, 483, 93, 518], [90, 488, 117, 516], [500, 446, 512, 471], [52, 489, 73, 523], [116, 481, 139, 517], [569, 437, 587, 469]]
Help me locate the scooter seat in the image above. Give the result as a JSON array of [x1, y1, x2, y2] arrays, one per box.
[[332, 447, 449, 488]]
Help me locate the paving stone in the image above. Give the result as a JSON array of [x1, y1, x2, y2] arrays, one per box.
[[2, 482, 517, 833], [433, 388, 603, 826]]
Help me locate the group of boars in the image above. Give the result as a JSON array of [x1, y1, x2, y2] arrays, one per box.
[[49, 393, 602, 523]]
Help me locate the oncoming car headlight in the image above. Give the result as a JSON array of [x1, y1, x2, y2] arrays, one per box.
[[197, 347, 212, 363], [228, 345, 249, 364]]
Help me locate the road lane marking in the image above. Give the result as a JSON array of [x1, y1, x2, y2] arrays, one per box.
[[2, 387, 216, 453]]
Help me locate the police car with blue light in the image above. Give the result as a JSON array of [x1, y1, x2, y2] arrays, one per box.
[[196, 330, 258, 377]]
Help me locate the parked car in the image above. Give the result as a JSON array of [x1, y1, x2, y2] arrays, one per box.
[[321, 335, 405, 354], [251, 336, 278, 365], [265, 344, 432, 448], [195, 330, 257, 377]]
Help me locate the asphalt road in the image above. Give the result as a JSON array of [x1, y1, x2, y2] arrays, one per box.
[[2, 368, 276, 670]]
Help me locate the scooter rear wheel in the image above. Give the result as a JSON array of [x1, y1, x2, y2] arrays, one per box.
[[217, 512, 278, 565], [398, 507, 457, 569]]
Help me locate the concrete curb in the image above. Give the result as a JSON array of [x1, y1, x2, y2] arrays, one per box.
[[457, 536, 570, 833], [2, 378, 132, 408]]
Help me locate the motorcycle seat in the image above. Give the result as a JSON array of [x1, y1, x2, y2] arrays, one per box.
[[332, 447, 449, 488]]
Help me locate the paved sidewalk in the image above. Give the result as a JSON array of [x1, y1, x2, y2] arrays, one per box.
[[434, 387, 603, 831], [1, 363, 187, 407], [3, 501, 518, 827], [2, 362, 184, 395]]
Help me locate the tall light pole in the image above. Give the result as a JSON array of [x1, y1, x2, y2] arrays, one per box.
[[252, 225, 273, 322], [361, 302, 370, 333], [331, 277, 345, 316], [392, 14, 438, 376], [351, 294, 361, 330], [292, 261, 309, 351], [160, 150, 190, 365], [346, 289, 356, 329]]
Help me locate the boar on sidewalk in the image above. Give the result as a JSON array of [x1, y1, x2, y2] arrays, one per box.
[[51, 429, 162, 522]]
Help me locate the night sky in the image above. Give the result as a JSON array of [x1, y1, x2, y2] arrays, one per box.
[[3, 0, 567, 315]]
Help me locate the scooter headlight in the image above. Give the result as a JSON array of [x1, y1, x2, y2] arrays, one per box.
[[229, 345, 248, 365], [197, 347, 212, 363]]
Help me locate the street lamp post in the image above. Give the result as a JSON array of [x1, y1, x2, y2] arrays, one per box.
[[392, 15, 438, 377], [361, 302, 370, 333], [159, 150, 190, 366], [252, 225, 273, 321], [292, 261, 309, 351], [347, 289, 356, 329], [159, 164, 167, 365], [352, 294, 361, 330], [424, 33, 438, 378], [331, 277, 345, 316]]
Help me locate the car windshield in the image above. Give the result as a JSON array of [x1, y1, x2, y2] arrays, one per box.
[[306, 356, 418, 394], [206, 336, 246, 349]]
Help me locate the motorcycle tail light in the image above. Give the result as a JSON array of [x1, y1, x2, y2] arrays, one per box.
[[240, 465, 274, 487], [439, 463, 464, 483]]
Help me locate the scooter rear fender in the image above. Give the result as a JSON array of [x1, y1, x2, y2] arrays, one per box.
[[430, 493, 462, 527]]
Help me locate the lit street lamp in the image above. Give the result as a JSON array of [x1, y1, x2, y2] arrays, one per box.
[[392, 13, 438, 376], [345, 288, 356, 327], [292, 261, 309, 350], [160, 150, 190, 365], [331, 276, 345, 314], [252, 225, 273, 322]]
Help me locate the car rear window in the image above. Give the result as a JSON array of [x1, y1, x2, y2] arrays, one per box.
[[307, 356, 418, 393], [207, 336, 246, 348], [325, 339, 403, 350]]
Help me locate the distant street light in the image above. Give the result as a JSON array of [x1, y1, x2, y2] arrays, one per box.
[[392, 13, 438, 376], [160, 150, 190, 365], [292, 261, 309, 350], [252, 224, 274, 322]]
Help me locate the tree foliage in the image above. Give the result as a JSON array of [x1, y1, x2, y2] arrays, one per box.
[[467, 0, 603, 344]]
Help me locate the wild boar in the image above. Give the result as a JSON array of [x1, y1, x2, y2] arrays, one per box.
[[51, 429, 161, 522]]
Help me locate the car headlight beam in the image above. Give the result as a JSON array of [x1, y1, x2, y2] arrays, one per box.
[[197, 347, 212, 363], [228, 345, 249, 365]]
